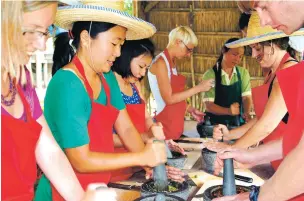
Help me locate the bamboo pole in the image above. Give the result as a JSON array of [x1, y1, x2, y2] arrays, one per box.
[[189, 3, 196, 109], [190, 54, 196, 109], [133, 0, 138, 17]]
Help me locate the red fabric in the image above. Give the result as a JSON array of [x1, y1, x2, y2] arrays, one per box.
[[155, 49, 187, 140], [277, 61, 304, 201], [111, 84, 146, 182], [52, 56, 119, 200], [1, 85, 41, 201], [251, 53, 290, 170]]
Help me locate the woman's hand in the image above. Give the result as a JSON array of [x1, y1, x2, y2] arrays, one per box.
[[150, 122, 166, 140], [166, 140, 185, 155], [140, 139, 167, 167], [213, 124, 230, 141], [213, 147, 257, 175], [229, 102, 240, 116], [145, 166, 185, 183], [197, 79, 215, 92], [188, 106, 205, 122], [204, 141, 232, 153]]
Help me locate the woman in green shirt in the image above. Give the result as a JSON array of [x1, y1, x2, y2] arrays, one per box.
[[35, 2, 168, 200], [203, 38, 253, 126]]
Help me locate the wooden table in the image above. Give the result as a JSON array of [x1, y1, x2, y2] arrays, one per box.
[[113, 151, 275, 201]]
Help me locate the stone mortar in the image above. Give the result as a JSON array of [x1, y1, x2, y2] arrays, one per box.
[[167, 151, 187, 169], [140, 180, 190, 200]]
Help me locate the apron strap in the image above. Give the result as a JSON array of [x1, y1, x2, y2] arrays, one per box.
[[235, 67, 243, 112], [267, 53, 293, 124], [131, 83, 144, 104], [16, 85, 33, 122], [99, 74, 111, 106], [213, 64, 222, 98], [163, 49, 174, 75], [72, 56, 94, 99]]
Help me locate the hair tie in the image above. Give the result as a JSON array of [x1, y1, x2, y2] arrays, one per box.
[[68, 30, 74, 39]]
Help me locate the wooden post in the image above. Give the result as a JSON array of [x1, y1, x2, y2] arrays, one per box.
[[189, 3, 196, 109], [133, 0, 138, 17], [144, 1, 160, 13], [190, 54, 196, 108]]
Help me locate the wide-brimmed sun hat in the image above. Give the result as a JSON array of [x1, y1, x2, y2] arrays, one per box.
[[226, 12, 304, 48], [55, 0, 156, 40]]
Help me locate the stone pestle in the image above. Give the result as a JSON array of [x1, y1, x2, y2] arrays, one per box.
[[153, 140, 169, 192], [166, 143, 173, 159], [235, 116, 240, 127], [222, 158, 237, 196]]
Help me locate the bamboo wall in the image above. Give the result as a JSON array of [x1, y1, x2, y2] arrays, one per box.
[[140, 0, 263, 111]]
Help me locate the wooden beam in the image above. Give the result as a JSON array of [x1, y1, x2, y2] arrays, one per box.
[[144, 1, 160, 13], [149, 8, 240, 12]]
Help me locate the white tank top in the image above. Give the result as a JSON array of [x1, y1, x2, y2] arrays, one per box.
[[148, 51, 178, 115]]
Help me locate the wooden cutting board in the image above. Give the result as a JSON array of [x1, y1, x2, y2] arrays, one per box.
[[111, 181, 142, 201], [183, 150, 202, 170]]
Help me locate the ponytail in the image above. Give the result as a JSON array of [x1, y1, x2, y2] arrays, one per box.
[[286, 45, 296, 59], [52, 32, 75, 75]]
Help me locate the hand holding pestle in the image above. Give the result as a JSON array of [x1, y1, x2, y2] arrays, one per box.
[[153, 140, 169, 192]]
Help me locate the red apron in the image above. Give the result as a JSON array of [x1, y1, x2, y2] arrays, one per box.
[[277, 62, 304, 201], [155, 49, 187, 140], [251, 53, 290, 170], [1, 85, 41, 201], [111, 84, 146, 182], [51, 56, 119, 200]]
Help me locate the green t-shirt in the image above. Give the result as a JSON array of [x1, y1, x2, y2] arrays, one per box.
[[202, 66, 252, 102], [35, 69, 125, 201]]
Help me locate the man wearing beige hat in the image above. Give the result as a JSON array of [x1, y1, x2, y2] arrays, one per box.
[[211, 1, 304, 201]]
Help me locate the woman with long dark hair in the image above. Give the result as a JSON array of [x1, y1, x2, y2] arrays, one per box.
[[35, 2, 168, 200], [111, 38, 185, 182]]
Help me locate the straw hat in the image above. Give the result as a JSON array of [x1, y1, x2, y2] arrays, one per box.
[[55, 0, 156, 40], [226, 12, 304, 48]]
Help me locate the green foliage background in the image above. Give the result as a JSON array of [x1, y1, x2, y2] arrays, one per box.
[[124, 0, 133, 15]]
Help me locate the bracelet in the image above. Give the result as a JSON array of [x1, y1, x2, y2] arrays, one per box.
[[249, 185, 260, 201]]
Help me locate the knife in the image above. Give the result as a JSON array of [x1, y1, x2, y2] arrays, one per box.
[[184, 174, 197, 186], [107, 182, 141, 191], [174, 139, 203, 144]]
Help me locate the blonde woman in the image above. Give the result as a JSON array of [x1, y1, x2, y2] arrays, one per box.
[[148, 26, 214, 140], [1, 1, 116, 201]]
